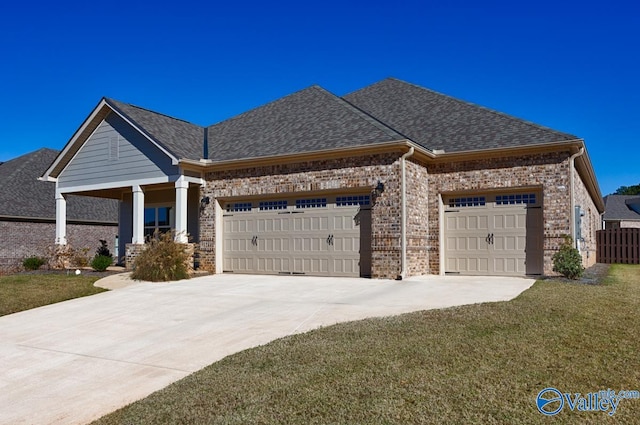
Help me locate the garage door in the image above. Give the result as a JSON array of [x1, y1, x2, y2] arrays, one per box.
[[223, 195, 372, 277], [444, 192, 543, 276]]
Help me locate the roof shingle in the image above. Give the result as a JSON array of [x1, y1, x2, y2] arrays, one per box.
[[0, 148, 118, 222], [343, 78, 578, 153], [106, 98, 204, 160], [603, 195, 640, 221], [206, 86, 404, 161]]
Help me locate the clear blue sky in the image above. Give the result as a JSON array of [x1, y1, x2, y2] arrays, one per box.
[[1, 0, 638, 195]]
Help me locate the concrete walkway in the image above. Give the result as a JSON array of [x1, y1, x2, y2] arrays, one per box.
[[0, 273, 534, 424]]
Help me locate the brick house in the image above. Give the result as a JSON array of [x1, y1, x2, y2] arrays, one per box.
[[603, 195, 640, 229], [40, 78, 604, 278], [0, 148, 118, 272]]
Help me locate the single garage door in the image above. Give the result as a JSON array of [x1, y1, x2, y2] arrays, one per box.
[[223, 195, 372, 277], [444, 192, 543, 276]]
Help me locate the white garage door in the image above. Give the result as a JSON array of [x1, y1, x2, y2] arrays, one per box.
[[223, 195, 372, 277], [444, 192, 543, 276]]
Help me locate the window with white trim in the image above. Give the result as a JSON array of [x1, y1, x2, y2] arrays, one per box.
[[226, 202, 252, 212], [259, 200, 288, 210], [496, 193, 536, 205], [295, 198, 327, 209], [448, 197, 486, 208], [336, 195, 371, 207]]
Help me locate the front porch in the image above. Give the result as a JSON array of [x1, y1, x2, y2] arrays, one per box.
[[53, 177, 203, 267]]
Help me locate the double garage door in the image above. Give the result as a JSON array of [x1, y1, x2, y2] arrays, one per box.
[[444, 192, 543, 276], [223, 195, 372, 277]]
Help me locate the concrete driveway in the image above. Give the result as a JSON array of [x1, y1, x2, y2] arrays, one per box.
[[0, 273, 534, 424]]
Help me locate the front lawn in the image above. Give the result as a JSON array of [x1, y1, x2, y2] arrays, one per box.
[[0, 273, 107, 317], [94, 265, 640, 424]]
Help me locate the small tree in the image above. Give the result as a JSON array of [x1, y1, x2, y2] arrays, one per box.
[[131, 231, 190, 282], [552, 236, 584, 280], [91, 240, 113, 272]]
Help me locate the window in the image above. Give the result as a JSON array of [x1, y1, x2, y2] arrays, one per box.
[[226, 202, 252, 212], [144, 206, 173, 237], [336, 195, 371, 207], [448, 197, 486, 208], [496, 193, 536, 205], [295, 198, 327, 209], [259, 200, 288, 210]]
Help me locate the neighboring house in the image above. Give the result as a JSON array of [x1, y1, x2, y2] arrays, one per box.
[[0, 148, 118, 272], [40, 78, 604, 278], [603, 195, 640, 229]]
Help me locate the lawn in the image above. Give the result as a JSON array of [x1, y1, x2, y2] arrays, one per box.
[[93, 265, 640, 424], [0, 273, 107, 317]]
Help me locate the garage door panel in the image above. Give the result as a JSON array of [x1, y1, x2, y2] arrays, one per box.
[[224, 196, 369, 277], [444, 192, 542, 276]]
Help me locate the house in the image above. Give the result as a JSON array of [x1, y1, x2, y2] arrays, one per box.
[[40, 78, 604, 278], [0, 148, 118, 272], [603, 195, 640, 229]]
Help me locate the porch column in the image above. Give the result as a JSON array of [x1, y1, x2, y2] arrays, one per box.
[[175, 178, 188, 243], [132, 185, 145, 244], [55, 191, 67, 245]]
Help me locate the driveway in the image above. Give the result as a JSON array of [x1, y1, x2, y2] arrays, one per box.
[[0, 273, 534, 424]]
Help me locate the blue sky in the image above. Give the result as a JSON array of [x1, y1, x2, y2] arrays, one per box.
[[1, 0, 637, 195]]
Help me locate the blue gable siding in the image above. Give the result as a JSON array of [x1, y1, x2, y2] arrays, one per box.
[[58, 112, 177, 189]]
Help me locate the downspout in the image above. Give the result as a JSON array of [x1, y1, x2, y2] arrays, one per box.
[[399, 146, 415, 280], [569, 147, 585, 249]]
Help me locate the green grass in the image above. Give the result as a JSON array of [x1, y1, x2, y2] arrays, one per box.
[[0, 273, 107, 316], [94, 265, 640, 424]]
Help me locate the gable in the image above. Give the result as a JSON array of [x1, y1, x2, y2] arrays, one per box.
[[57, 112, 177, 190]]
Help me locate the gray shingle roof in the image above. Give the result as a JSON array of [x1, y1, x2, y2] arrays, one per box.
[[0, 148, 118, 222], [343, 78, 578, 153], [206, 86, 404, 161], [603, 195, 640, 221], [106, 98, 204, 160]]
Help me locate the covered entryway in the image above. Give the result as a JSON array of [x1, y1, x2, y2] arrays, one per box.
[[222, 194, 372, 277], [443, 191, 543, 276]]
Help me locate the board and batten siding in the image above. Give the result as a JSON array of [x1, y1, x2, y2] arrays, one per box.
[[58, 112, 177, 189]]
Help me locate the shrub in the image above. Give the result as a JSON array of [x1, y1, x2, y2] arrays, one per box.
[[23, 256, 46, 271], [71, 248, 90, 268], [96, 240, 112, 258], [131, 231, 190, 282], [91, 255, 113, 272], [553, 236, 584, 280]]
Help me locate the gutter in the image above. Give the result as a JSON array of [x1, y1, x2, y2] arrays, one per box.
[[569, 147, 585, 249], [399, 146, 415, 280]]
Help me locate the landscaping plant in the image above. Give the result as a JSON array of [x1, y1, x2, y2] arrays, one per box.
[[552, 235, 584, 279], [131, 231, 190, 282], [22, 256, 46, 271], [91, 240, 113, 272]]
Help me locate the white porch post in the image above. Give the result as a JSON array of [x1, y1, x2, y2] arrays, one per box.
[[55, 191, 67, 245], [175, 177, 188, 243], [132, 185, 145, 244]]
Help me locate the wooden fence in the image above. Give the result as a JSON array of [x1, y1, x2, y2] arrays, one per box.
[[597, 228, 640, 264]]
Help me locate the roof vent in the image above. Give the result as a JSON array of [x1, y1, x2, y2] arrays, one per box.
[[432, 149, 446, 155]]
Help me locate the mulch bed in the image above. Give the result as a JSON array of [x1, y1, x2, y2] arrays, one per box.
[[544, 263, 611, 285]]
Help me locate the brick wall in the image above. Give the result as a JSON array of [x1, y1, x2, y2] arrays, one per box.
[[573, 167, 602, 267], [0, 220, 118, 273], [426, 150, 574, 275], [199, 153, 404, 279]]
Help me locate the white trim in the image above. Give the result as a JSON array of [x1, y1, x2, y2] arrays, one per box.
[[42, 99, 111, 180], [57, 174, 204, 194], [438, 193, 445, 275], [132, 185, 145, 244], [41, 98, 181, 181], [175, 177, 189, 243], [107, 102, 179, 165], [215, 199, 224, 274]]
